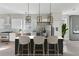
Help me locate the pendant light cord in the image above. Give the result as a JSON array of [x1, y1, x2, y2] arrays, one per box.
[[39, 3, 40, 17], [50, 3, 51, 16], [28, 3, 29, 16]]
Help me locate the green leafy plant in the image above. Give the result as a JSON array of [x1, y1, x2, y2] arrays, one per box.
[[62, 24, 68, 38]]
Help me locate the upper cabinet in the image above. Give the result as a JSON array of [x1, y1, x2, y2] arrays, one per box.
[[4, 16, 11, 30]]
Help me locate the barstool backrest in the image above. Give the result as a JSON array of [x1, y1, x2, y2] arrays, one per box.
[[34, 36, 45, 44], [47, 36, 58, 44], [19, 36, 30, 44]]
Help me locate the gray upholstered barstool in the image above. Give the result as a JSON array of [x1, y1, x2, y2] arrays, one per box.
[[18, 35, 30, 56], [47, 36, 59, 55], [33, 36, 45, 56]]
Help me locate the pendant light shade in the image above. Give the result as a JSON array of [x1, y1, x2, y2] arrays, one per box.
[[48, 13, 53, 23], [37, 16, 42, 22], [37, 3, 42, 22], [25, 16, 31, 22], [26, 3, 31, 23]]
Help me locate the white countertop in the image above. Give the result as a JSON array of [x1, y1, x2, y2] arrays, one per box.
[[58, 36, 63, 39], [16, 36, 63, 39]]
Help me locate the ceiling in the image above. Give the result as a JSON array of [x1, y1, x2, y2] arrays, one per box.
[[0, 3, 79, 14]]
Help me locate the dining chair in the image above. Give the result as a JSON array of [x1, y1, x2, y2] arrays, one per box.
[[33, 36, 45, 56], [47, 36, 59, 56], [18, 35, 30, 56]]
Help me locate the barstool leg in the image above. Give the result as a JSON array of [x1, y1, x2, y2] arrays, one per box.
[[47, 44, 49, 56], [53, 44, 55, 55], [33, 45, 35, 56], [22, 45, 23, 56], [43, 44, 45, 56], [28, 44, 29, 56], [54, 44, 56, 55], [18, 44, 20, 56], [55, 44, 57, 55], [54, 44, 57, 56], [57, 44, 59, 56]]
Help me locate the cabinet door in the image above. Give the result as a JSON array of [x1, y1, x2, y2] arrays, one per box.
[[9, 33, 16, 41], [12, 18, 22, 30], [0, 18, 4, 29], [4, 17, 11, 31]]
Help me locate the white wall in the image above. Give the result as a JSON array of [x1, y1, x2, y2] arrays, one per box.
[[53, 12, 65, 38], [53, 11, 70, 40], [53, 19, 63, 37]]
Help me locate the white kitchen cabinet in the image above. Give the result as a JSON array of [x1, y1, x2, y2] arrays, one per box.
[[9, 33, 16, 41]]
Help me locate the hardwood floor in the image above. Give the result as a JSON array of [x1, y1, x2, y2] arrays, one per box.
[[63, 40, 79, 56], [0, 40, 79, 56], [0, 42, 15, 56]]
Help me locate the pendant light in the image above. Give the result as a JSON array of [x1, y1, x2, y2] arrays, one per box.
[[48, 3, 53, 24], [37, 3, 42, 22], [25, 3, 31, 23]]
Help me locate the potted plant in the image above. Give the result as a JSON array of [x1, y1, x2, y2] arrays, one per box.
[[62, 24, 68, 38]]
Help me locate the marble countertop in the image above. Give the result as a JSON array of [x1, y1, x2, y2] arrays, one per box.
[[15, 36, 63, 39]]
